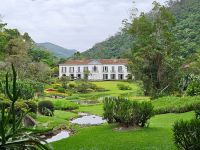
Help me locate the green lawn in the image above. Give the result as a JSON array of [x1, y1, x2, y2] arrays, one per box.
[[66, 81, 146, 101], [36, 110, 78, 129], [51, 112, 194, 150], [76, 104, 103, 116]]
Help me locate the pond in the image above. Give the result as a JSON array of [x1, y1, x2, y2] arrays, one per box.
[[45, 131, 70, 143], [71, 113, 106, 125]]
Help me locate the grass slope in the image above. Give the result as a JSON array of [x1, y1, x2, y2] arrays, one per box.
[[67, 81, 146, 101], [51, 112, 194, 150]]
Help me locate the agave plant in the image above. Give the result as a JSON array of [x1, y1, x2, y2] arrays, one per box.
[[0, 65, 51, 150]]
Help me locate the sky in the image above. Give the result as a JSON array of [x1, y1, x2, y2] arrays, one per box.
[[0, 0, 167, 52]]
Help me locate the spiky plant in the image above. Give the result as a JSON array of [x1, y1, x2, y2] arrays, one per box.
[[0, 64, 51, 150]]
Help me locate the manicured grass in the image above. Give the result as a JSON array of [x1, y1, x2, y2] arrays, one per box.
[[76, 104, 103, 116], [51, 112, 194, 150], [36, 110, 78, 129], [75, 96, 200, 116], [66, 81, 144, 101]]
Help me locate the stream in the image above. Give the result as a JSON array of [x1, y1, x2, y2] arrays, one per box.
[[45, 113, 106, 143]]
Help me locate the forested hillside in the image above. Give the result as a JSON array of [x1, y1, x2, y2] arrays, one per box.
[[82, 0, 200, 59], [0, 23, 59, 82], [37, 42, 76, 58]]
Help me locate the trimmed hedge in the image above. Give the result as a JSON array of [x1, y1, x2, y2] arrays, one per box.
[[153, 96, 200, 114]]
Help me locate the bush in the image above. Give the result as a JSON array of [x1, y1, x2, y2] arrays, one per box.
[[25, 100, 38, 113], [15, 101, 29, 115], [195, 105, 200, 119], [52, 100, 79, 110], [173, 119, 200, 150], [38, 100, 54, 116], [186, 75, 200, 96], [57, 87, 65, 93], [68, 83, 76, 89], [103, 97, 154, 127], [117, 84, 132, 90]]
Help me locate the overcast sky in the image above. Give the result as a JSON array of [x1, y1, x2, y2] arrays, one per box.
[[0, 0, 167, 51]]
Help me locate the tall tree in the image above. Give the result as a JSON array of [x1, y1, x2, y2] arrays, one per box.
[[127, 2, 183, 97]]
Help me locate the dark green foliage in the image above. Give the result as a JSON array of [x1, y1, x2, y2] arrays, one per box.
[[0, 79, 44, 100], [0, 65, 50, 150], [36, 42, 76, 58], [60, 76, 70, 89], [29, 48, 57, 67], [103, 97, 154, 127], [38, 100, 54, 116], [25, 100, 38, 113], [117, 84, 132, 90], [173, 119, 200, 150], [81, 0, 200, 60], [195, 105, 200, 119], [128, 2, 182, 98], [186, 75, 200, 96], [76, 81, 106, 93], [82, 32, 133, 59]]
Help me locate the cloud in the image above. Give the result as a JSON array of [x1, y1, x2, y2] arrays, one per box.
[[0, 0, 166, 51]]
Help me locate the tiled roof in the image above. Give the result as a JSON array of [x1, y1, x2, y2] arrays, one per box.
[[62, 59, 128, 65]]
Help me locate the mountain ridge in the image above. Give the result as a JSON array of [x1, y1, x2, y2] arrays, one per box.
[[37, 42, 77, 58]]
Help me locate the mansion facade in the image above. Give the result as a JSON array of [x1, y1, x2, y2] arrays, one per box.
[[59, 59, 130, 80]]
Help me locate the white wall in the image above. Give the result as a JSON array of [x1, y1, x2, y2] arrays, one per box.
[[59, 64, 129, 80]]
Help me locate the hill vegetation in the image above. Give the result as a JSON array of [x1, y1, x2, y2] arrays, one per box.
[[37, 42, 77, 58], [82, 0, 200, 59]]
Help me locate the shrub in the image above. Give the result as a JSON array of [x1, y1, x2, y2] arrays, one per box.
[[173, 119, 200, 150], [186, 75, 200, 96], [57, 87, 65, 93], [52, 83, 61, 89], [52, 100, 79, 110], [117, 84, 132, 90], [75, 81, 105, 93], [38, 100, 54, 116], [68, 83, 76, 89], [15, 101, 29, 115], [25, 100, 37, 113], [136, 102, 154, 127], [103, 97, 154, 127], [195, 105, 200, 119]]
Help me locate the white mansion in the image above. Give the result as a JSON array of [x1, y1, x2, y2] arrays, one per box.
[[59, 59, 130, 80]]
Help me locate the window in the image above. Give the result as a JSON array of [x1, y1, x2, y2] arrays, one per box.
[[118, 74, 124, 80], [61, 67, 67, 73], [77, 67, 81, 72], [103, 66, 108, 72], [69, 67, 74, 73], [111, 66, 115, 72], [83, 67, 88, 71], [70, 74, 74, 80], [103, 74, 108, 80], [118, 66, 123, 73], [77, 74, 81, 79], [93, 66, 98, 72], [110, 74, 116, 80]]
